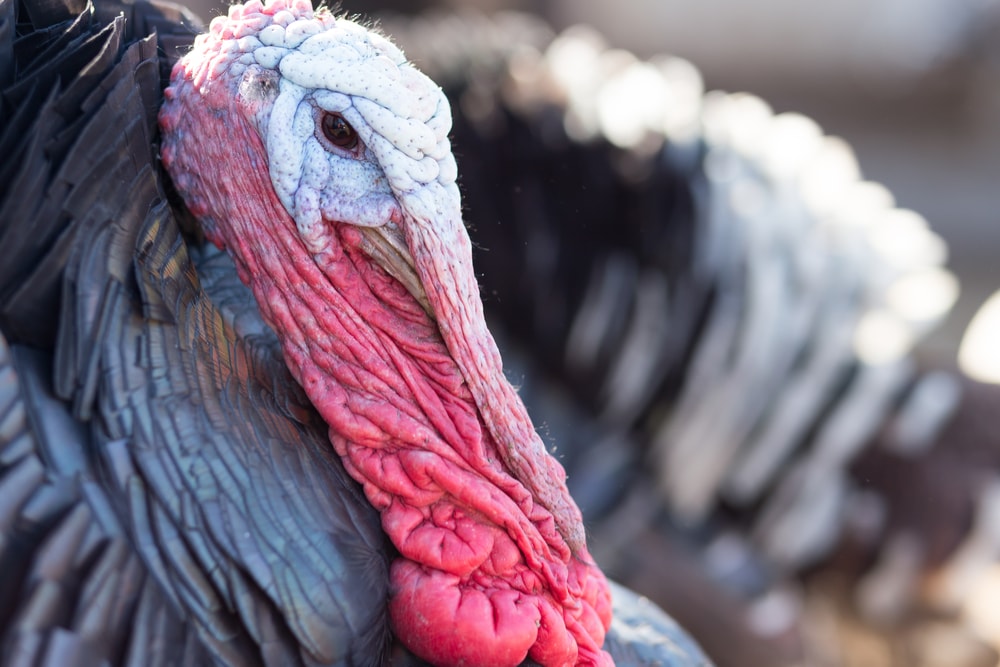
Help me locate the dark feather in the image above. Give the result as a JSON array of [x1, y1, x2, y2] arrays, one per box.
[[1, 2, 392, 665]]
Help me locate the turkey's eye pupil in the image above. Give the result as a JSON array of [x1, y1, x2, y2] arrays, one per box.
[[322, 113, 358, 149]]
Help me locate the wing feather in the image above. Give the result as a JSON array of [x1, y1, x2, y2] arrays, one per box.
[[0, 2, 391, 664]]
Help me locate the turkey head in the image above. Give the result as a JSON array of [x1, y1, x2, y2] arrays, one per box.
[[158, 1, 612, 665]]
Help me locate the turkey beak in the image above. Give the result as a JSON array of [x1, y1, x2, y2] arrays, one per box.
[[357, 223, 435, 320]]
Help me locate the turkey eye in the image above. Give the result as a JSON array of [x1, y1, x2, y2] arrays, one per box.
[[321, 112, 358, 150]]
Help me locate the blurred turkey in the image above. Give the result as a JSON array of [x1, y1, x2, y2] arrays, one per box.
[[0, 1, 712, 666], [374, 10, 1000, 667]]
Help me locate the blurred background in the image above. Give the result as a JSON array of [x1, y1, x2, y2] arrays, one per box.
[[547, 0, 1000, 374]]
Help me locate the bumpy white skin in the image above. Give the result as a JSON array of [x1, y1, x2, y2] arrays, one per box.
[[222, 10, 458, 255]]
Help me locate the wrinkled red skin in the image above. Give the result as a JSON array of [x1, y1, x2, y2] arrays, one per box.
[[159, 8, 612, 664]]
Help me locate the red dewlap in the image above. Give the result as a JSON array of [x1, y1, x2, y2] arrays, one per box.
[[269, 219, 611, 665], [296, 225, 613, 666]]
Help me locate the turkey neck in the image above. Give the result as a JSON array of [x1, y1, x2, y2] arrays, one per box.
[[168, 98, 586, 556]]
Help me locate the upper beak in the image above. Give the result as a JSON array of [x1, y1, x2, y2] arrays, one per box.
[[357, 222, 435, 320]]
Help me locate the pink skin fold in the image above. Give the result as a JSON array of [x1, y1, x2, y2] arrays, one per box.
[[159, 2, 612, 665]]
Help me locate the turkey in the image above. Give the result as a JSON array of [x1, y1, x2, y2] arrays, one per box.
[[0, 0, 711, 666], [3, 0, 997, 666]]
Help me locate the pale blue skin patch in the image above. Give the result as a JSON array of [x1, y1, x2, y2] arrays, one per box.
[[232, 16, 459, 257]]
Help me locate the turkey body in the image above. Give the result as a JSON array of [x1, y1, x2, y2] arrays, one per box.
[[0, 1, 710, 666]]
